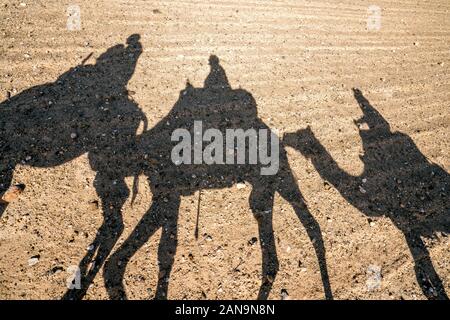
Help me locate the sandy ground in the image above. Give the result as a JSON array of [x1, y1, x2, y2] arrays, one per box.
[[0, 0, 449, 300]]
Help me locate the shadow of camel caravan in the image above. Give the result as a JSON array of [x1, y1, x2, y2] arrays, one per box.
[[1, 41, 332, 299]]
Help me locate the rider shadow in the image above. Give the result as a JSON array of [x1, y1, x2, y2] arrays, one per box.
[[284, 88, 449, 300], [0, 35, 147, 298], [102, 55, 333, 300]]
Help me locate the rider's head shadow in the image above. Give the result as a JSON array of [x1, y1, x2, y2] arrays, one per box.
[[93, 34, 142, 94], [204, 54, 232, 91], [352, 88, 390, 142]]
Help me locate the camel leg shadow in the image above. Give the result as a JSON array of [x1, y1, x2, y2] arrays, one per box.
[[249, 184, 279, 300], [0, 166, 15, 219], [103, 191, 180, 300], [62, 173, 128, 300], [0, 203, 7, 220], [277, 166, 333, 300], [404, 230, 449, 300]]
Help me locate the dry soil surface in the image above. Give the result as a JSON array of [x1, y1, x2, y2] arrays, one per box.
[[0, 0, 449, 299]]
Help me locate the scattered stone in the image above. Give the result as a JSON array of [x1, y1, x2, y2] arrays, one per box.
[[280, 289, 290, 300], [358, 122, 370, 130], [25, 155, 32, 161], [23, 53, 31, 59], [413, 42, 419, 46], [49, 266, 64, 275], [362, 178, 367, 183], [88, 200, 99, 210], [368, 219, 376, 227], [86, 244, 95, 251], [366, 264, 382, 291], [437, 62, 444, 67], [152, 9, 162, 14], [204, 234, 213, 242], [359, 186, 367, 194], [248, 237, 258, 246], [0, 184, 25, 203], [70, 132, 78, 139], [236, 182, 246, 189], [28, 255, 40, 266], [326, 217, 333, 223], [19, 3, 27, 7]]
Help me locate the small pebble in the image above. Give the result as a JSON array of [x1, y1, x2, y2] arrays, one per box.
[[236, 182, 246, 189], [359, 186, 367, 194], [28, 256, 40, 266], [1, 184, 25, 203], [248, 237, 258, 246], [70, 132, 78, 139], [281, 289, 290, 300], [88, 200, 99, 210]]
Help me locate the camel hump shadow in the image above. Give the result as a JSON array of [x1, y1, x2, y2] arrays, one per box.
[[138, 55, 273, 194], [284, 88, 449, 300]]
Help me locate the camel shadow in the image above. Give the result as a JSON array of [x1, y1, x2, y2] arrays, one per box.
[[101, 55, 333, 300], [0, 34, 147, 298], [284, 88, 449, 300]]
